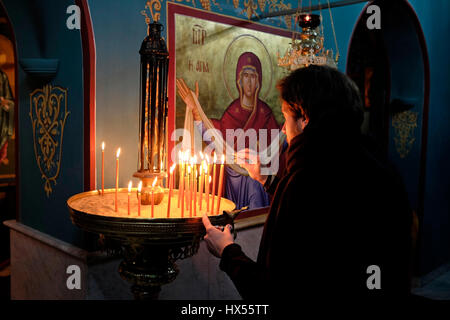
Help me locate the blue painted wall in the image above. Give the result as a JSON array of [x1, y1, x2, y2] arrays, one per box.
[[408, 0, 450, 275], [2, 0, 85, 246]]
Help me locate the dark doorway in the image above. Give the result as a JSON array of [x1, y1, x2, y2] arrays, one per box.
[[346, 4, 390, 159], [347, 0, 430, 277]]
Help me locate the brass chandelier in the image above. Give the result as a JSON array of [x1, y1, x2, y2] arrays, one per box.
[[278, 0, 340, 70]]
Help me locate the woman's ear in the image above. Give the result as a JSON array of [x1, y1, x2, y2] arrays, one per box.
[[298, 106, 309, 130], [296, 117, 308, 131]]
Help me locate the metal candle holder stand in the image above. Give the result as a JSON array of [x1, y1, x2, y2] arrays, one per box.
[[67, 189, 242, 300], [67, 19, 242, 299]]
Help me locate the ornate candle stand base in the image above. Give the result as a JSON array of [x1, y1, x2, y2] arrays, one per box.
[[117, 244, 181, 300], [67, 189, 241, 300]]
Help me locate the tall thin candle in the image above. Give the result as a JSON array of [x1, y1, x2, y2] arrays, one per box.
[[205, 155, 210, 212], [191, 156, 196, 216], [178, 151, 183, 208], [167, 164, 175, 218], [128, 181, 132, 216], [101, 142, 105, 195], [194, 170, 197, 216], [187, 165, 191, 216], [216, 155, 225, 215], [211, 153, 217, 215], [199, 161, 205, 210], [137, 181, 142, 216], [151, 177, 157, 218], [206, 175, 211, 212], [115, 148, 121, 212], [181, 169, 185, 218]]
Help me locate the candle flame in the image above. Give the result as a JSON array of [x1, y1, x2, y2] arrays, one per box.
[[116, 148, 121, 158], [209, 175, 212, 183], [193, 155, 197, 164], [138, 181, 142, 192], [170, 163, 176, 174], [101, 142, 105, 151], [188, 166, 191, 174], [221, 154, 225, 164], [199, 151, 204, 160], [152, 177, 157, 187], [128, 181, 132, 192], [204, 164, 208, 174], [205, 154, 210, 163]]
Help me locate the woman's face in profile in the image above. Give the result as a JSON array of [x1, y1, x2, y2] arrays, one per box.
[[281, 100, 307, 144]]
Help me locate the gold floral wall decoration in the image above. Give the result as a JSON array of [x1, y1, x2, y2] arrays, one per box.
[[242, 0, 259, 19], [29, 84, 70, 196], [392, 110, 418, 159], [173, 0, 222, 11], [142, 0, 163, 23]]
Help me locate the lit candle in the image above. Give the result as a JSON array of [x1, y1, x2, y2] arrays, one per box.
[[151, 177, 157, 218], [194, 170, 197, 216], [205, 155, 210, 212], [216, 154, 225, 215], [115, 148, 121, 212], [101, 142, 105, 195], [206, 175, 211, 213], [128, 181, 132, 216], [187, 165, 191, 216], [181, 170, 185, 218], [199, 160, 205, 210], [211, 153, 217, 215], [178, 151, 183, 208], [191, 156, 196, 217], [167, 164, 175, 218], [138, 181, 142, 217]]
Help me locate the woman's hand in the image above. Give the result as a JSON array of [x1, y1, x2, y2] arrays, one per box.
[[236, 148, 268, 186], [176, 78, 201, 121], [202, 213, 234, 258]]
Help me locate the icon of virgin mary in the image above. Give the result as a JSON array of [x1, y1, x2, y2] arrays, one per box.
[[177, 52, 281, 209]]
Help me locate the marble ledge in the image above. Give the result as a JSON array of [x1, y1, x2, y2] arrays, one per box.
[[3, 220, 88, 262]]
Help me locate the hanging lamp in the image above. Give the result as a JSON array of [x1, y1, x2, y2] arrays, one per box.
[[278, 0, 340, 70]]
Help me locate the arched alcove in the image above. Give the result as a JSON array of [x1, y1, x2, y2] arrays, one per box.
[[347, 0, 430, 277]]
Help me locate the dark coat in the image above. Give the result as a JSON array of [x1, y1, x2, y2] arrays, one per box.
[[220, 120, 413, 301]]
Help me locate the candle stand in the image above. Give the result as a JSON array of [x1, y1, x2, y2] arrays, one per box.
[[66, 8, 241, 300], [67, 189, 242, 300]]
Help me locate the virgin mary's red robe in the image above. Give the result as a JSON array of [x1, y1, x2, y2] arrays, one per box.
[[210, 98, 281, 147]]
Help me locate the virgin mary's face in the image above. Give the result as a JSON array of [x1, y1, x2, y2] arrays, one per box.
[[241, 68, 258, 99]]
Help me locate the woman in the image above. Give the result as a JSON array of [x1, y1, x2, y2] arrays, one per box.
[[202, 65, 413, 301]]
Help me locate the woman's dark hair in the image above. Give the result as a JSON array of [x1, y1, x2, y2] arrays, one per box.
[[277, 65, 363, 129]]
